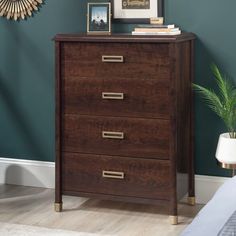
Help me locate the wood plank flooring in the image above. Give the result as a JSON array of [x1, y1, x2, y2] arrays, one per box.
[[0, 184, 203, 236]]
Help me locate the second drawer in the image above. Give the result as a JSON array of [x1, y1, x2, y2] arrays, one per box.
[[62, 115, 170, 159], [62, 77, 170, 119]]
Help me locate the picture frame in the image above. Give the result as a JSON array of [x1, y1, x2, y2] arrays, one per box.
[[87, 2, 112, 34], [111, 0, 164, 24]]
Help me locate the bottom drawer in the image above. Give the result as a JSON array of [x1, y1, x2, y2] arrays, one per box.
[[62, 153, 171, 200]]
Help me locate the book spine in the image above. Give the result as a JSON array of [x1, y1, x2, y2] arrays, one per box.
[[136, 24, 175, 29], [134, 28, 179, 33], [132, 30, 181, 36]]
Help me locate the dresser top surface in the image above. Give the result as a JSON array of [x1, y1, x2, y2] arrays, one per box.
[[54, 32, 195, 43]]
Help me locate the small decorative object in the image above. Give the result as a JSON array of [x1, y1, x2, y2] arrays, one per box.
[[0, 0, 43, 21], [193, 64, 236, 174], [216, 133, 236, 175], [87, 2, 111, 34], [112, 0, 164, 23], [150, 17, 163, 24]]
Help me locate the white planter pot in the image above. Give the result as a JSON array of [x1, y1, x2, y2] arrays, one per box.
[[216, 133, 236, 165]]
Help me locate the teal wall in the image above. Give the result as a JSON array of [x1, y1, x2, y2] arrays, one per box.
[[0, 0, 235, 176], [166, 0, 236, 177]]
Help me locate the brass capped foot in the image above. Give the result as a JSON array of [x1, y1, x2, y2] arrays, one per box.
[[188, 196, 196, 206], [54, 202, 63, 212], [169, 215, 178, 225]]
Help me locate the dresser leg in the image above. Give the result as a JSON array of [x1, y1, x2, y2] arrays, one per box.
[[169, 215, 178, 225], [54, 202, 63, 212], [188, 196, 196, 206]]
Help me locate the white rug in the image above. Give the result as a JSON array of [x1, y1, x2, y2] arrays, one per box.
[[0, 222, 105, 236]]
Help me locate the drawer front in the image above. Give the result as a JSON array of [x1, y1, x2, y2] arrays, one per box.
[[62, 152, 171, 200], [62, 115, 170, 159], [63, 77, 170, 119], [61, 42, 170, 79]]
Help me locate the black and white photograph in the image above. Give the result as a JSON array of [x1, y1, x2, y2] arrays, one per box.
[[112, 0, 163, 23], [122, 0, 150, 10]]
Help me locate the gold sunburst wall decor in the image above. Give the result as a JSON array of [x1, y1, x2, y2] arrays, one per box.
[[0, 0, 43, 21]]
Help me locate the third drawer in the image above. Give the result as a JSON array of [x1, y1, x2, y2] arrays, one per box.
[[62, 114, 170, 159]]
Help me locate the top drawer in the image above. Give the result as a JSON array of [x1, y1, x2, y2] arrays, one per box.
[[61, 42, 170, 79]]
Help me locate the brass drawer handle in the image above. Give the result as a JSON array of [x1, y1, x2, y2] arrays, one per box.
[[102, 92, 124, 100], [102, 131, 124, 139], [102, 171, 125, 179], [102, 55, 124, 63]]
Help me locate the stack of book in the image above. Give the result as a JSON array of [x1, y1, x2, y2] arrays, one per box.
[[132, 24, 181, 36]]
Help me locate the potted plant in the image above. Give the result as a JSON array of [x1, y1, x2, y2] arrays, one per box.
[[193, 64, 236, 167]]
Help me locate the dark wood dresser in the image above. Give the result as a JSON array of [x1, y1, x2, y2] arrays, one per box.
[[54, 33, 195, 224]]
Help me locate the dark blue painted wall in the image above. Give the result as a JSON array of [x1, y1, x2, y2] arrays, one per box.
[[0, 0, 235, 176]]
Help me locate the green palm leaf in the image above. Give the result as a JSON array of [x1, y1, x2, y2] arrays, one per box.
[[193, 84, 223, 116], [193, 64, 236, 138]]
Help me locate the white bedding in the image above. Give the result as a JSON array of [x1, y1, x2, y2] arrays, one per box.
[[181, 176, 236, 236]]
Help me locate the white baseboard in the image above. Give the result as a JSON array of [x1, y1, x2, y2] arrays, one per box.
[[0, 157, 230, 204], [0, 157, 55, 188], [195, 174, 229, 204]]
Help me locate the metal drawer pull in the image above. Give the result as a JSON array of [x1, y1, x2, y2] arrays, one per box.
[[102, 55, 124, 63], [102, 92, 124, 100], [102, 171, 125, 179], [102, 131, 124, 139]]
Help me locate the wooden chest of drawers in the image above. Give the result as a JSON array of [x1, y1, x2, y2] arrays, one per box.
[[54, 33, 195, 224]]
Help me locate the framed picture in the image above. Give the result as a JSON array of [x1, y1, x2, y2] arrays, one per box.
[[87, 2, 112, 34], [111, 0, 164, 23]]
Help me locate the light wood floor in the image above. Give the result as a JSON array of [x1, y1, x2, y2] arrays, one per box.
[[0, 184, 203, 236]]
